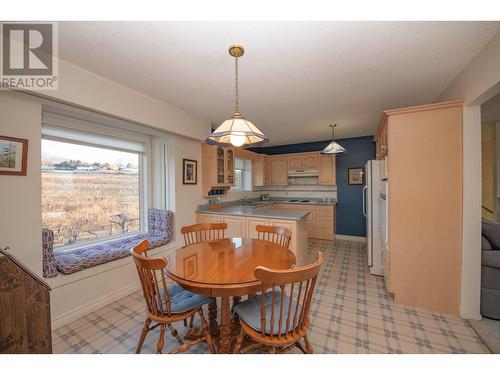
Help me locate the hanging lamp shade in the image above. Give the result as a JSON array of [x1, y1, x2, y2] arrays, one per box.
[[321, 123, 346, 154], [206, 111, 269, 147], [205, 44, 269, 148]]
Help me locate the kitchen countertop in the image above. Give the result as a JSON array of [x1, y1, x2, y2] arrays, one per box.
[[196, 198, 336, 221]]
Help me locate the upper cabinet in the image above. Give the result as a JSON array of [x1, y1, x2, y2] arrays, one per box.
[[202, 146, 336, 192], [375, 118, 388, 160], [318, 154, 336, 185], [287, 154, 303, 170], [303, 153, 319, 170], [287, 152, 319, 171], [252, 154, 266, 187], [202, 144, 235, 195], [269, 156, 288, 185]]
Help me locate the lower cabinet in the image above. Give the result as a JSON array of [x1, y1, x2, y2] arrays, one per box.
[[196, 213, 308, 263], [272, 204, 335, 241], [195, 214, 246, 237], [246, 217, 270, 239]]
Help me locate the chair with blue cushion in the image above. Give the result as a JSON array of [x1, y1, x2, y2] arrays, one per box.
[[233, 251, 323, 354], [130, 240, 214, 354]]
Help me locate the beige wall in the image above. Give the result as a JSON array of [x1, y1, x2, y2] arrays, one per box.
[[438, 29, 500, 319], [0, 57, 208, 328], [0, 92, 43, 275]]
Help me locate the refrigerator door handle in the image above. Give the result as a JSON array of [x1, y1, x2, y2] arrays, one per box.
[[362, 185, 367, 217]]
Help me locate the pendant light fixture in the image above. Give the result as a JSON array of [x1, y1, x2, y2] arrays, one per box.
[[321, 123, 346, 154], [206, 44, 269, 148]]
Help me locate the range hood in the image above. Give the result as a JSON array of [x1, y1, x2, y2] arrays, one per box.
[[288, 169, 319, 178]]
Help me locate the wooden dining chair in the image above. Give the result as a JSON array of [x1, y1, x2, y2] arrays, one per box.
[[233, 251, 324, 354], [130, 240, 214, 354], [256, 225, 292, 249], [181, 223, 228, 246]]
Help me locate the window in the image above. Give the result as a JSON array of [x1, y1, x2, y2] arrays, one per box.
[[42, 139, 142, 248], [231, 158, 252, 192]]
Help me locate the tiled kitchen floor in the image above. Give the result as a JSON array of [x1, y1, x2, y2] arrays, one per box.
[[52, 239, 488, 354]]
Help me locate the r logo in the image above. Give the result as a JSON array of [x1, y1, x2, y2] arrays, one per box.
[[2, 23, 53, 76]]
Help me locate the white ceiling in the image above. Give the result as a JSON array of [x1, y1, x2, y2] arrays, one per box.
[[59, 21, 500, 145]]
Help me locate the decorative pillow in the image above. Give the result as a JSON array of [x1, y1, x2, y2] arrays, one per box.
[[482, 219, 500, 250], [42, 228, 58, 278], [148, 208, 174, 242]]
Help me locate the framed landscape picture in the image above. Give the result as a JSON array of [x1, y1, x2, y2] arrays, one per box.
[[348, 167, 364, 185], [0, 135, 28, 176], [183, 159, 197, 184]]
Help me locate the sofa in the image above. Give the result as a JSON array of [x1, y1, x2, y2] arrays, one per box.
[[43, 208, 174, 276], [481, 219, 500, 319]]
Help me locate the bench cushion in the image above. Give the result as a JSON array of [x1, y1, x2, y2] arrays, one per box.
[[51, 209, 173, 275]]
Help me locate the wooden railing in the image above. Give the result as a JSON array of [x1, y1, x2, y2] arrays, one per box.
[[482, 205, 494, 214]]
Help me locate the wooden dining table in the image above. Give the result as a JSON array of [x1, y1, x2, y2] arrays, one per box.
[[164, 237, 296, 354]]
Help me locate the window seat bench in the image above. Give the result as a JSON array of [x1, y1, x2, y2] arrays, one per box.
[[43, 209, 173, 276]]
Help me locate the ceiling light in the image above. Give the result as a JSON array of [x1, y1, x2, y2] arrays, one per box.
[[321, 123, 346, 154], [206, 44, 269, 148]]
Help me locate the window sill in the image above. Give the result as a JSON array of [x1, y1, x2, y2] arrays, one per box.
[[46, 238, 181, 290]]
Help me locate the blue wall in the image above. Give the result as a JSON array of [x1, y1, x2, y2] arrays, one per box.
[[334, 136, 375, 237], [252, 136, 376, 237]]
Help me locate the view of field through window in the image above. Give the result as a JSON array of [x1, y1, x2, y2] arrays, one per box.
[[42, 139, 140, 248]]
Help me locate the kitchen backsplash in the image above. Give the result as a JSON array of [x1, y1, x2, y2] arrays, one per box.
[[201, 185, 337, 204]]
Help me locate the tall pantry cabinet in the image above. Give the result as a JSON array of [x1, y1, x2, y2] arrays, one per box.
[[377, 100, 463, 316]]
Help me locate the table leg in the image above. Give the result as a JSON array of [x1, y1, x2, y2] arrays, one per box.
[[208, 298, 218, 337], [231, 296, 241, 337], [219, 296, 231, 354]]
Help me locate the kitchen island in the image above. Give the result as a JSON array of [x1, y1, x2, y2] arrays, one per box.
[[196, 199, 336, 266]]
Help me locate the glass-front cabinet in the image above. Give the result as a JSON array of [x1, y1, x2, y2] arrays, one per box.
[[216, 147, 225, 184], [226, 149, 234, 185], [202, 144, 236, 196]]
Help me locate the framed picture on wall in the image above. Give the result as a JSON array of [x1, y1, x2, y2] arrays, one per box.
[[183, 159, 197, 184], [0, 135, 28, 176], [348, 167, 364, 185]]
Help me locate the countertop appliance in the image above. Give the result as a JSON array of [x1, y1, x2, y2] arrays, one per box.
[[260, 193, 270, 201], [363, 159, 384, 276]]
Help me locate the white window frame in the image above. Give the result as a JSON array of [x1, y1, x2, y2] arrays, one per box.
[[41, 111, 153, 252], [231, 157, 252, 192]]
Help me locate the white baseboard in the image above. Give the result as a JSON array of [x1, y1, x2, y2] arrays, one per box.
[[335, 234, 366, 242], [51, 282, 141, 330]]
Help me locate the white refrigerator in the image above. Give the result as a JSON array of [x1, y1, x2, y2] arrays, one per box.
[[363, 160, 384, 276]]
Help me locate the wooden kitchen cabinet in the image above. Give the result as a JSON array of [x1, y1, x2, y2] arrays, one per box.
[[382, 100, 463, 316], [252, 154, 266, 187], [269, 156, 288, 185], [246, 217, 270, 239], [318, 154, 336, 185], [375, 119, 388, 160], [195, 214, 245, 237], [201, 144, 235, 196], [287, 153, 319, 172], [303, 153, 319, 170], [196, 213, 221, 224], [287, 155, 303, 171], [313, 205, 335, 241], [196, 213, 307, 263], [222, 215, 246, 238]]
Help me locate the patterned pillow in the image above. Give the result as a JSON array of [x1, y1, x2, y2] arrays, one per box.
[[42, 228, 58, 278], [148, 208, 174, 242]]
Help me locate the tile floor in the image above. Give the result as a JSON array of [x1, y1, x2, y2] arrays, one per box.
[[52, 239, 488, 354]]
